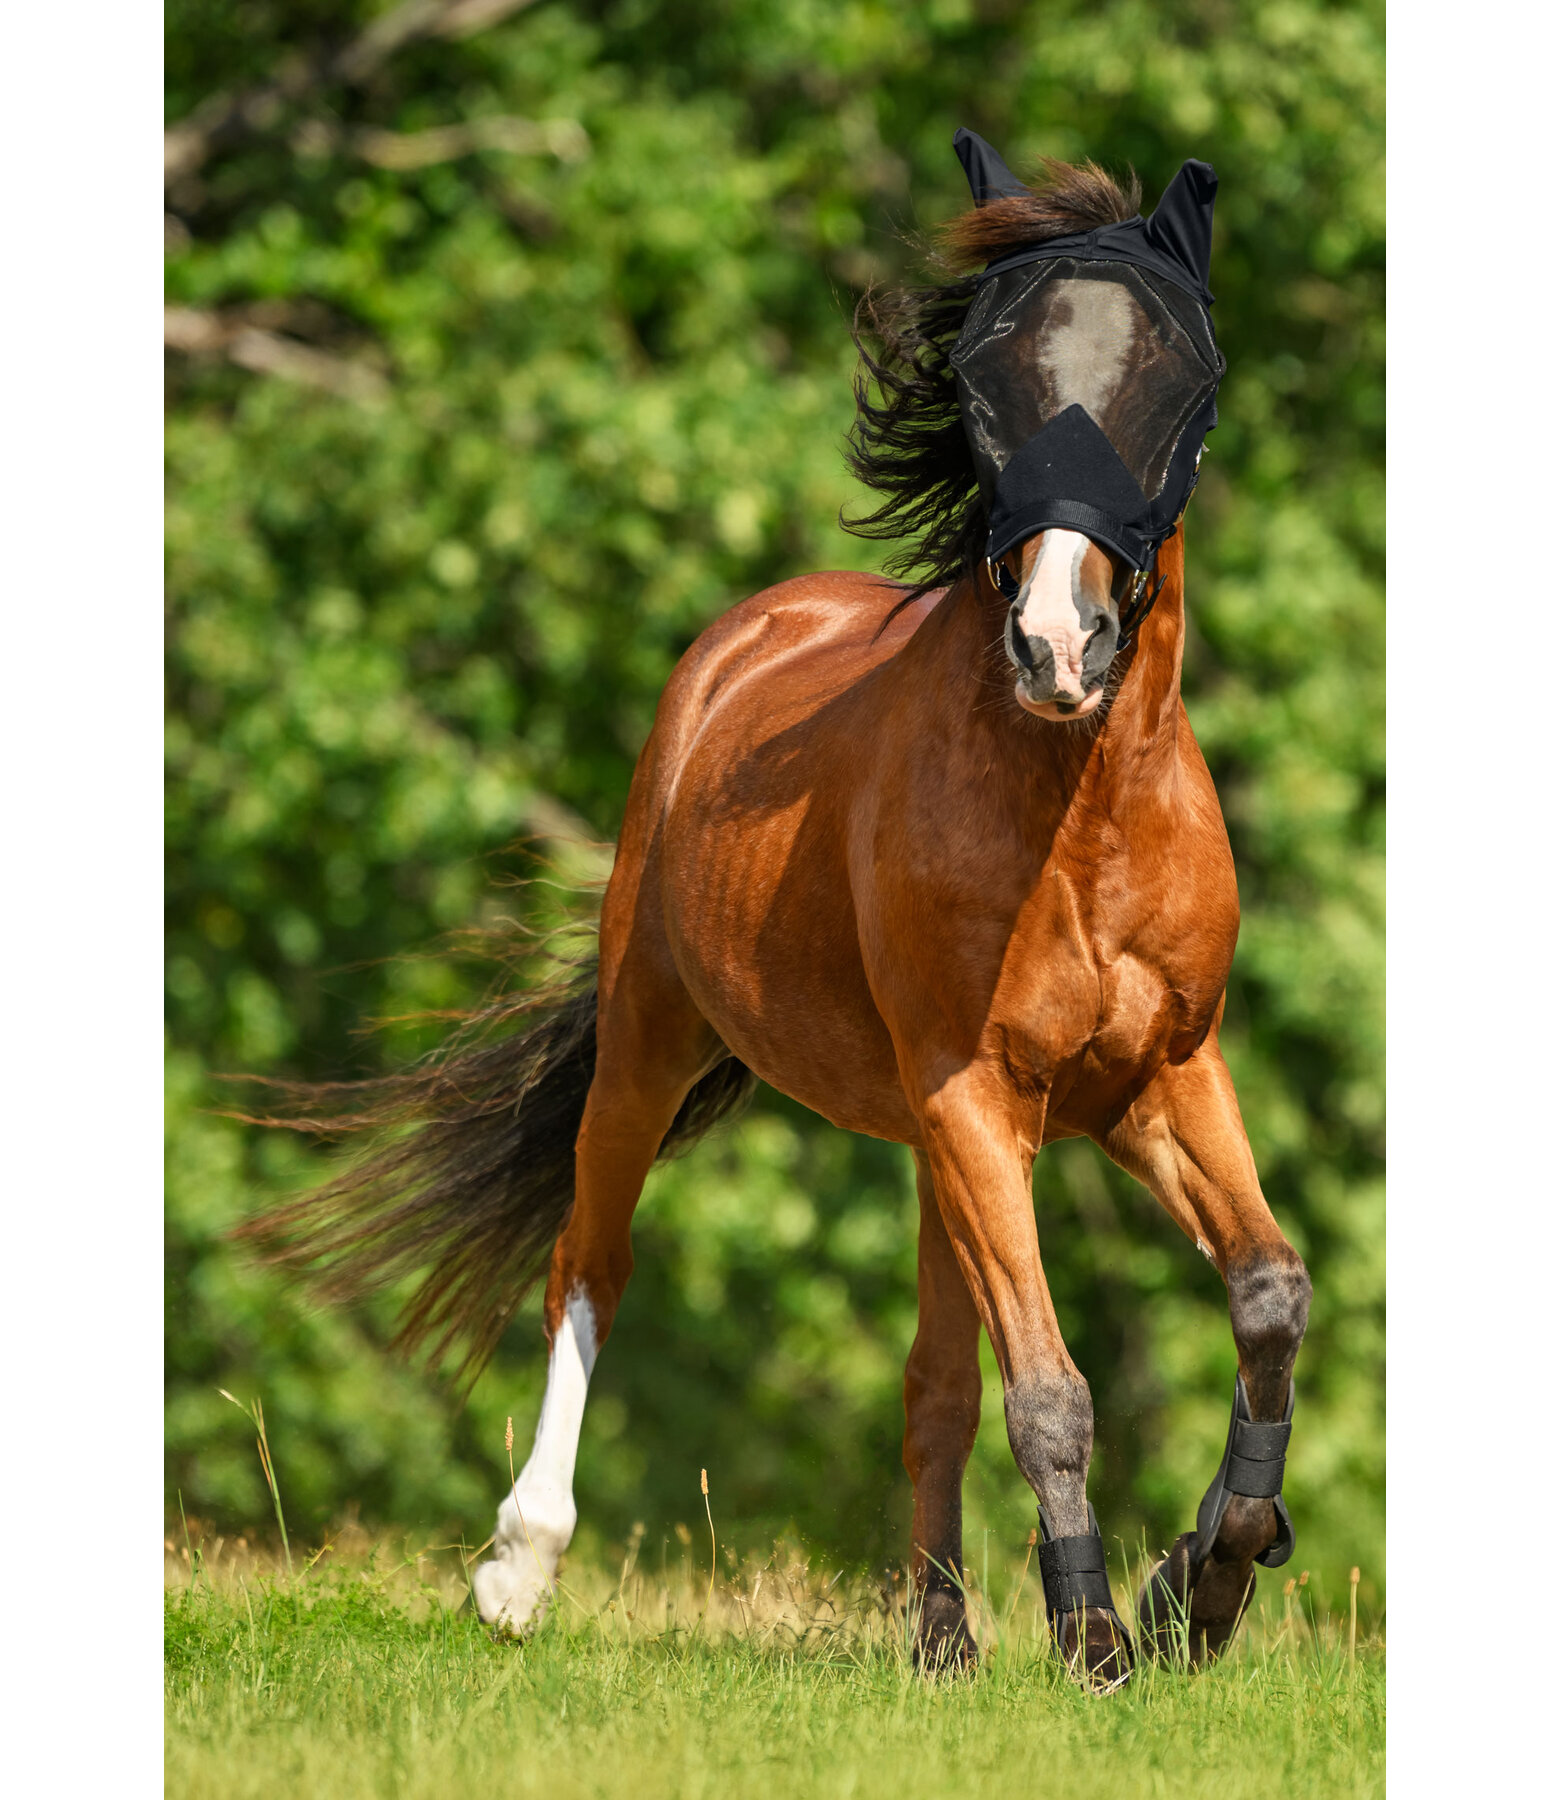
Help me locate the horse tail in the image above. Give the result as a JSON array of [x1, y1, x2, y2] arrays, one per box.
[[230, 950, 756, 1386]]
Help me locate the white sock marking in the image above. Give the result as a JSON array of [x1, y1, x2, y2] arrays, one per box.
[[472, 1289, 598, 1634]]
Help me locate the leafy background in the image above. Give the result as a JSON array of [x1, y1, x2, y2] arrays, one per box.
[[166, 0, 1383, 1598]]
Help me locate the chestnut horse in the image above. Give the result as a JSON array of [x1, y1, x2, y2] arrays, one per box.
[[243, 154, 1309, 1691]]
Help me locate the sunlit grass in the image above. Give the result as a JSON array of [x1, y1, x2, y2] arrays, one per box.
[[165, 1530, 1383, 1800]]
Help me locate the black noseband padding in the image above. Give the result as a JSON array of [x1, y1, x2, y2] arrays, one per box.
[[986, 404, 1154, 570]]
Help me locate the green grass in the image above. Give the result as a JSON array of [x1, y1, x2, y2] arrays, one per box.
[[165, 1537, 1383, 1799]]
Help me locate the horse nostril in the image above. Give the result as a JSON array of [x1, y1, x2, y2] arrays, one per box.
[[1004, 609, 1037, 674], [1081, 608, 1120, 677]]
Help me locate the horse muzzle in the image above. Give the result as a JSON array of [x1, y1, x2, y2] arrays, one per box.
[[1005, 601, 1119, 720]]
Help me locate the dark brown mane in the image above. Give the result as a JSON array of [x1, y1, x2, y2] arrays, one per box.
[[935, 159, 1141, 271], [843, 158, 1142, 597]]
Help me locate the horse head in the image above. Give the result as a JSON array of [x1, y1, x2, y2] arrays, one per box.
[[845, 137, 1224, 726], [948, 133, 1225, 722]]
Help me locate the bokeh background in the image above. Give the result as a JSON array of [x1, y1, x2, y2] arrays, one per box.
[[166, 0, 1383, 1598]]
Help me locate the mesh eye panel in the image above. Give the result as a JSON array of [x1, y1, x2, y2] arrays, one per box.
[[951, 259, 1218, 505]]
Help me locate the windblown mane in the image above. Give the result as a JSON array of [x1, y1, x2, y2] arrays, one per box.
[[843, 157, 1142, 597]]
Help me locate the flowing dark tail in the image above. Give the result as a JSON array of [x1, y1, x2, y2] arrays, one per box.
[[232, 954, 756, 1384]]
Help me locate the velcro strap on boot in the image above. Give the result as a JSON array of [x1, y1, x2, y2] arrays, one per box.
[[1223, 1416, 1292, 1498], [1036, 1502, 1127, 1623], [1194, 1375, 1297, 1568], [1036, 1502, 1136, 1681], [1038, 1530, 1115, 1620]]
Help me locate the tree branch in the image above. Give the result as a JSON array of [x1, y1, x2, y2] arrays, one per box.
[[165, 307, 390, 406], [164, 0, 544, 185], [291, 113, 588, 170]]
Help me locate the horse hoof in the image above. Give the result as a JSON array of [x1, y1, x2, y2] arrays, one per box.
[[470, 1550, 555, 1640], [912, 1590, 979, 1674], [1054, 1608, 1132, 1694], [1137, 1531, 1257, 1666]]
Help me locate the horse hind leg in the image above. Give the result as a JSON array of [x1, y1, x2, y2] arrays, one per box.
[[904, 1152, 983, 1670], [472, 961, 736, 1636]]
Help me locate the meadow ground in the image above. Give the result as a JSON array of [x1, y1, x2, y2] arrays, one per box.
[[164, 1529, 1384, 1800]]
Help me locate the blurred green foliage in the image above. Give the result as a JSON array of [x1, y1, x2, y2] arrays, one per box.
[[166, 0, 1383, 1591]]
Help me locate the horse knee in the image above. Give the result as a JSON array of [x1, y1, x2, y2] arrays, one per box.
[[1227, 1252, 1311, 1387], [1003, 1365, 1093, 1531]]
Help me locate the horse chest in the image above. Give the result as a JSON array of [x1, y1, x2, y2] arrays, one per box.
[[980, 871, 1232, 1129]]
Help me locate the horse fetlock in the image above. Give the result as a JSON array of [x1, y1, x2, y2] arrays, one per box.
[[1213, 1491, 1278, 1563], [495, 1480, 576, 1566], [1037, 1502, 1134, 1692]]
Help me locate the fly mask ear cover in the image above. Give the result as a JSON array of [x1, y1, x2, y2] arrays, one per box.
[[948, 130, 1225, 576]]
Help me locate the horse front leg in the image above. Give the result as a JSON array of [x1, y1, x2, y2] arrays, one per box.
[[1102, 1033, 1311, 1664], [904, 1151, 983, 1669], [918, 1076, 1131, 1692]]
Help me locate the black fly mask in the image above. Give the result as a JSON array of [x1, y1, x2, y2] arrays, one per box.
[[949, 131, 1224, 624]]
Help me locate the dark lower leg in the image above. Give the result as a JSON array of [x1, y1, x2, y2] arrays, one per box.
[[1003, 1364, 1094, 1539], [1003, 1365, 1128, 1685], [918, 1097, 1126, 1686], [1103, 1042, 1310, 1661], [1228, 1251, 1310, 1423], [1199, 1249, 1311, 1565], [903, 1154, 982, 1667]]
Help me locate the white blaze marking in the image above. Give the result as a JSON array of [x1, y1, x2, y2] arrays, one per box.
[[1015, 529, 1092, 699], [1035, 279, 1137, 421], [472, 1289, 598, 1634]]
